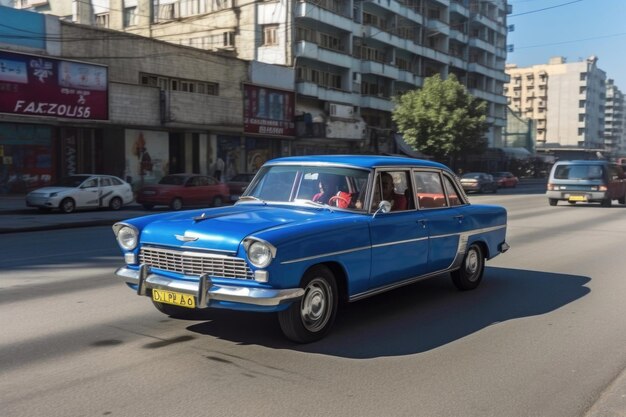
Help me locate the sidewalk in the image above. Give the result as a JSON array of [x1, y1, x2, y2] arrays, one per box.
[[0, 195, 152, 234]]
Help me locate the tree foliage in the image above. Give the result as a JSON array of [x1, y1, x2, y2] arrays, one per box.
[[392, 74, 489, 162]]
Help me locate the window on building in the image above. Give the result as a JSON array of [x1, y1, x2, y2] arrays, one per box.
[[123, 7, 137, 27], [157, 3, 179, 20], [95, 13, 109, 28], [580, 72, 587, 81], [222, 31, 234, 47], [578, 128, 585, 136], [579, 114, 585, 122], [579, 100, 586, 108], [579, 86, 586, 94], [262, 25, 279, 46]]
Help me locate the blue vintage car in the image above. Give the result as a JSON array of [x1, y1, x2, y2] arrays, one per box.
[[113, 155, 509, 343]]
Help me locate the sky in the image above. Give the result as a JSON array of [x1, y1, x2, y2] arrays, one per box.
[[506, 0, 626, 88]]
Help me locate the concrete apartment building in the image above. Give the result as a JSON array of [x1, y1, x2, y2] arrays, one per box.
[[604, 79, 626, 156], [13, 0, 511, 152], [1, 6, 302, 194], [505, 56, 607, 150]]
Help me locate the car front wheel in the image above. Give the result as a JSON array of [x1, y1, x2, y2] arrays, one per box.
[[60, 198, 76, 213], [278, 265, 338, 343], [451, 243, 485, 291], [170, 198, 183, 211]]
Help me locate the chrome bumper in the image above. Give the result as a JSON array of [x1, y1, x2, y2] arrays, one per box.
[[115, 265, 304, 307]]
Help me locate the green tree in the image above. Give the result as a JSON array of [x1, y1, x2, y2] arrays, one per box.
[[392, 74, 489, 164]]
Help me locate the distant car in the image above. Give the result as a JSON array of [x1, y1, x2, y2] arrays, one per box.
[[491, 171, 519, 188], [113, 155, 509, 343], [226, 173, 255, 201], [460, 172, 498, 193], [546, 160, 626, 207], [26, 174, 134, 213], [136, 173, 230, 210]]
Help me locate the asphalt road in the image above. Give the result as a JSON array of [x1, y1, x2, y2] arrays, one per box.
[[1, 190, 625, 417]]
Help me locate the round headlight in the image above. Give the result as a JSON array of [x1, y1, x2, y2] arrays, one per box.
[[116, 225, 138, 250], [247, 241, 274, 268]]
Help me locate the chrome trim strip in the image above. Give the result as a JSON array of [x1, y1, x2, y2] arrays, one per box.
[[372, 236, 428, 248], [350, 268, 454, 301], [280, 224, 505, 265], [115, 266, 304, 307], [281, 245, 371, 265]]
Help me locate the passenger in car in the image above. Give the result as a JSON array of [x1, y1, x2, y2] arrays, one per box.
[[312, 175, 338, 204], [371, 172, 408, 211]]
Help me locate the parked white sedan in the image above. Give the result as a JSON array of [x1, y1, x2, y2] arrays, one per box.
[[26, 174, 134, 213]]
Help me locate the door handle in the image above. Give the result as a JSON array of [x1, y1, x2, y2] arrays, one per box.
[[454, 215, 464, 222], [417, 219, 428, 228]]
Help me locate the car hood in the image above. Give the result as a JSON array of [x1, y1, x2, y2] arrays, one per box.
[[28, 186, 75, 195], [138, 204, 353, 253]]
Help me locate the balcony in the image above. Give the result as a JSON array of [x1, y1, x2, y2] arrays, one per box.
[[296, 1, 354, 30], [359, 94, 395, 111], [468, 37, 496, 54], [296, 41, 352, 69], [360, 60, 400, 79], [296, 81, 357, 105]]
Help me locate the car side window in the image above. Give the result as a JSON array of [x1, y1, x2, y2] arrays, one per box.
[[443, 175, 463, 206], [196, 176, 209, 186], [101, 177, 112, 187], [414, 171, 446, 209], [371, 171, 413, 212], [83, 178, 98, 188]]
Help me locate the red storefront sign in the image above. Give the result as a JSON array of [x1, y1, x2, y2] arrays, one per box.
[[243, 84, 295, 137], [0, 49, 108, 120]]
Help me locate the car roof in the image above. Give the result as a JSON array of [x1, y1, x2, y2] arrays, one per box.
[[266, 155, 449, 170], [555, 160, 609, 165]]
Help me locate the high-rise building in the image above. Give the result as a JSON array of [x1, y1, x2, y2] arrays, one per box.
[[14, 0, 511, 152], [505, 56, 607, 149], [605, 79, 626, 155]]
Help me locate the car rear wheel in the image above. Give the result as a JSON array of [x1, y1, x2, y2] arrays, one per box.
[[152, 300, 211, 320], [549, 199, 558, 206], [170, 198, 183, 211], [278, 265, 338, 343], [60, 198, 76, 213], [109, 197, 123, 211], [451, 243, 485, 291], [601, 198, 612, 207]]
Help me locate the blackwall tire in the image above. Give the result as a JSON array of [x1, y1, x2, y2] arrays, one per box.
[[278, 265, 338, 343], [451, 243, 485, 291]]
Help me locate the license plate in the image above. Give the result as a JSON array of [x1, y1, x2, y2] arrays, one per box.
[[152, 289, 196, 308], [569, 195, 586, 202]]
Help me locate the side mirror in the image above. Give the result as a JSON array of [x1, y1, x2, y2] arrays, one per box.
[[374, 200, 392, 217]]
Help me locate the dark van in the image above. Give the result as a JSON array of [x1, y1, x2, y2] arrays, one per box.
[[546, 160, 626, 206]]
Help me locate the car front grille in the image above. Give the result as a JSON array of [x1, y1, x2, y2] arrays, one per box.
[[140, 246, 253, 280]]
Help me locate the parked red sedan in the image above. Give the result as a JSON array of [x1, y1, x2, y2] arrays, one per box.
[[491, 171, 519, 188], [137, 173, 230, 210]]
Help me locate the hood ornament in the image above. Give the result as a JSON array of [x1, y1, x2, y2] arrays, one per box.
[[193, 212, 209, 222], [175, 234, 199, 242]]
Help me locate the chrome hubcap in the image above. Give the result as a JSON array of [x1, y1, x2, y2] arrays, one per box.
[[301, 278, 332, 332], [465, 248, 480, 281]]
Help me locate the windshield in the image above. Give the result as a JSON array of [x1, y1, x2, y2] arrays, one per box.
[[55, 176, 90, 187], [158, 175, 187, 185], [243, 165, 370, 210], [554, 165, 604, 180]]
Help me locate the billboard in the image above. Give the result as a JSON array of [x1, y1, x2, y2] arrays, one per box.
[[243, 84, 295, 138], [0, 49, 108, 120]]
